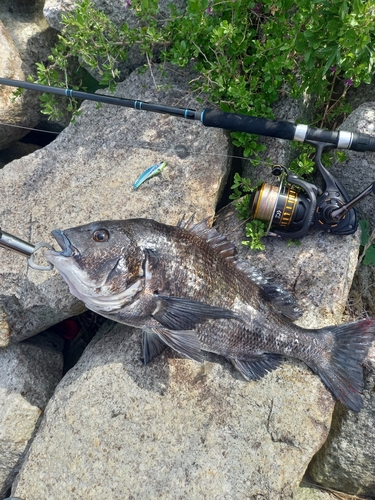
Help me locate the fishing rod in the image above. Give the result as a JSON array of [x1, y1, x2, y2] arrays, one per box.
[[0, 77, 375, 249], [1, 77, 375, 152]]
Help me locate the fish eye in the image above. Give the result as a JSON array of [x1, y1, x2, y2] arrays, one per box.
[[93, 229, 110, 242]]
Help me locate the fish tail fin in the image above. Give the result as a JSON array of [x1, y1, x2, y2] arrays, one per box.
[[312, 318, 374, 412]]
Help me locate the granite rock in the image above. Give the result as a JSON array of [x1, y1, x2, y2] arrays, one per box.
[[0, 333, 63, 498], [308, 342, 375, 497], [0, 0, 59, 149], [331, 102, 375, 230], [43, 0, 187, 81], [9, 198, 364, 499], [0, 21, 39, 150], [11, 321, 334, 500]]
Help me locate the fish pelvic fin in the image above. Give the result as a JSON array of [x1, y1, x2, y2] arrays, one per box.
[[142, 327, 167, 365], [311, 318, 375, 412]]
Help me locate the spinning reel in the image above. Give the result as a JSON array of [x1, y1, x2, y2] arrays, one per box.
[[249, 141, 375, 239]]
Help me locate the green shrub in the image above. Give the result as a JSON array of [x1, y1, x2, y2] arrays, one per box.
[[34, 0, 375, 127], [29, 0, 375, 248]]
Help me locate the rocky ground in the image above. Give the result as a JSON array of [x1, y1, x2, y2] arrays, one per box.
[[0, 1, 375, 499]]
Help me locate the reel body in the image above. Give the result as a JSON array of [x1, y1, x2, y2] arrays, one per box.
[[248, 141, 373, 239]]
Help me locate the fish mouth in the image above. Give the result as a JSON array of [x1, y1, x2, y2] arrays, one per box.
[[46, 230, 76, 258]]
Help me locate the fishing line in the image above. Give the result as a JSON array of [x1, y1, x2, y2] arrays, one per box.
[[0, 121, 60, 135], [0, 119, 270, 167]]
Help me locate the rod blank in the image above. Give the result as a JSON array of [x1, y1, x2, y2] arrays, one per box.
[[2, 77, 375, 152]]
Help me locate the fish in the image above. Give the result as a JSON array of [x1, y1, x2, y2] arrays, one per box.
[[44, 216, 375, 412], [133, 161, 167, 190]]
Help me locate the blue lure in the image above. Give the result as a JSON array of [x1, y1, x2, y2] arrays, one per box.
[[133, 161, 167, 190]]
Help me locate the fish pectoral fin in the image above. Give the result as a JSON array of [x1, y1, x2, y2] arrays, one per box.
[[229, 353, 283, 381], [152, 295, 240, 330], [145, 326, 204, 363], [142, 327, 167, 365]]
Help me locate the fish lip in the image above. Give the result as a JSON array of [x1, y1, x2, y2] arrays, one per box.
[[50, 230, 76, 257]]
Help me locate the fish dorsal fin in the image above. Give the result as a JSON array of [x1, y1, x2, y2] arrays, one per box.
[[234, 260, 301, 321], [176, 214, 237, 261], [176, 215, 301, 321]]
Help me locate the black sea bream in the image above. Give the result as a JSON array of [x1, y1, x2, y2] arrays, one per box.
[[44, 216, 375, 412]]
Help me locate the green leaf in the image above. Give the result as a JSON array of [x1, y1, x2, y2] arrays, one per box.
[[359, 219, 370, 246], [363, 245, 375, 265], [339, 1, 348, 20], [322, 47, 339, 74]]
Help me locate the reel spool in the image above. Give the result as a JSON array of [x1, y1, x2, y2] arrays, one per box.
[[249, 166, 317, 239]]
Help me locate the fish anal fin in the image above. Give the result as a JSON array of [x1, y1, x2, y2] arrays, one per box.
[[229, 353, 283, 381], [147, 326, 204, 362], [153, 295, 240, 330]]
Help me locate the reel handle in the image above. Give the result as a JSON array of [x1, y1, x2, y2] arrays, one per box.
[[330, 181, 375, 221], [309, 141, 358, 235]]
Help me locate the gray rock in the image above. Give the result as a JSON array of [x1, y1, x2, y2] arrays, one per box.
[[0, 21, 40, 150], [0, 65, 230, 346], [308, 342, 375, 497], [349, 264, 375, 318], [335, 104, 375, 347], [43, 0, 77, 30], [346, 81, 375, 112], [0, 142, 41, 169], [294, 481, 338, 500], [9, 198, 362, 499], [0, 334, 63, 498], [0, 1, 59, 149], [331, 102, 375, 230], [11, 321, 333, 500], [0, 0, 58, 70], [215, 203, 361, 329], [44, 0, 186, 30]]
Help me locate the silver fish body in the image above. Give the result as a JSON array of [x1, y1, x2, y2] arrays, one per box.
[[45, 217, 375, 412]]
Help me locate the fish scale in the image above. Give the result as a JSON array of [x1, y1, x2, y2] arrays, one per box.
[[44, 216, 375, 412]]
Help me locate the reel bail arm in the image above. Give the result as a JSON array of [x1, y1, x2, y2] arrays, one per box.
[[309, 141, 359, 235], [0, 228, 54, 271]]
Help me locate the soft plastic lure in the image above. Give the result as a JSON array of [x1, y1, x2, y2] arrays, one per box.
[[133, 161, 167, 190]]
